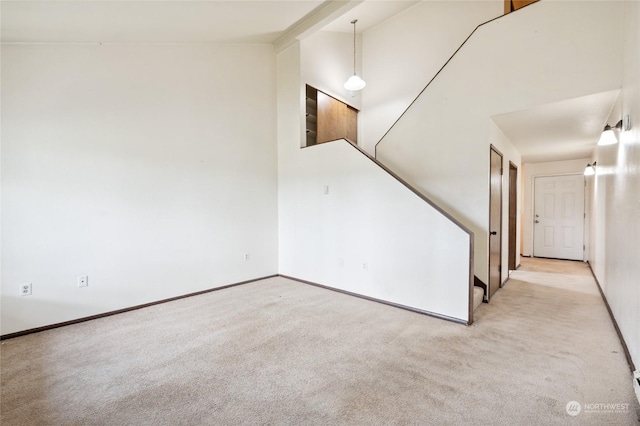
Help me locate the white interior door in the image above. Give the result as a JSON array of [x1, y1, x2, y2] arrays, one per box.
[[533, 174, 585, 260]]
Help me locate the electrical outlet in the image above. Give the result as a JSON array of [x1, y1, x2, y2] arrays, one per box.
[[77, 276, 88, 288], [244, 253, 250, 261], [20, 283, 32, 296]]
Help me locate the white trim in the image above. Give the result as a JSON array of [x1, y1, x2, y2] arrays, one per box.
[[273, 0, 363, 53]]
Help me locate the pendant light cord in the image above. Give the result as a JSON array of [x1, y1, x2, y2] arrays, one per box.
[[351, 19, 357, 75], [343, 18, 365, 91]]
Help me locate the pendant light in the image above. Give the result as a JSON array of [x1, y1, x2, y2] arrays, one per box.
[[344, 19, 366, 92]]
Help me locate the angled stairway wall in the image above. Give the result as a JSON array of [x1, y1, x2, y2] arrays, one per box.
[[375, 1, 623, 284], [360, 0, 503, 154], [277, 43, 473, 323]]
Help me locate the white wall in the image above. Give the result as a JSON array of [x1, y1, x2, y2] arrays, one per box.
[[376, 1, 623, 284], [587, 0, 640, 370], [278, 43, 473, 323], [522, 158, 590, 258], [360, 0, 502, 154], [301, 31, 362, 112], [587, 92, 622, 291], [1, 44, 279, 335]]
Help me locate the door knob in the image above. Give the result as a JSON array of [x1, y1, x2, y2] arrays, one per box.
[[490, 231, 497, 235]]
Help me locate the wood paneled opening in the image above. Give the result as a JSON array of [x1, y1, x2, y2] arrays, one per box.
[[504, 0, 538, 14], [305, 85, 358, 147]]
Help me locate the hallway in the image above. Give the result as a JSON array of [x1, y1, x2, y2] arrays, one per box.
[[473, 256, 639, 423]]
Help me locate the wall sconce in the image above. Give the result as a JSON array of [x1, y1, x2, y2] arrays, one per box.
[[584, 161, 596, 176], [344, 19, 366, 92], [598, 120, 622, 146]]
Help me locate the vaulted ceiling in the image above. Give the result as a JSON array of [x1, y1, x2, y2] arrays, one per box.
[[0, 0, 421, 44], [0, 1, 325, 44], [1, 0, 619, 164]]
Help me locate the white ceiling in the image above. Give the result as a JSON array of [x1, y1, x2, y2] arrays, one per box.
[[491, 90, 620, 163], [0, 1, 325, 44], [0, 0, 421, 44], [1, 0, 620, 164], [321, 0, 419, 33]]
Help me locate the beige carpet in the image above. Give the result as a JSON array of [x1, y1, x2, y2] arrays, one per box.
[[2, 258, 639, 425]]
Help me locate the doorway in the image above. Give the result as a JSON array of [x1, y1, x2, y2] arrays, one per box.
[[508, 162, 518, 271], [489, 146, 503, 299], [533, 174, 585, 260]]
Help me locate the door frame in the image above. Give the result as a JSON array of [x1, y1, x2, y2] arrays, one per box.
[[532, 173, 585, 260], [488, 145, 503, 299], [508, 162, 518, 271]]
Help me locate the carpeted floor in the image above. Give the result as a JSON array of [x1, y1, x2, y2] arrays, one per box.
[[1, 258, 639, 425]]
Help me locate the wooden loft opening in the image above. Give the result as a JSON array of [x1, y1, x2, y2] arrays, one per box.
[[305, 85, 358, 147], [504, 0, 538, 14]]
